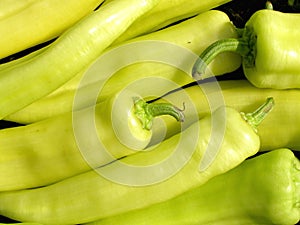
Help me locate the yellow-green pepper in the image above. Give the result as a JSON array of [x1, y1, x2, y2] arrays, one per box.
[[0, 0, 104, 59], [0, 0, 159, 120], [102, 0, 233, 44], [0, 98, 273, 224], [87, 148, 300, 225], [0, 91, 183, 191], [4, 10, 241, 124], [150, 79, 300, 151], [192, 9, 300, 89]]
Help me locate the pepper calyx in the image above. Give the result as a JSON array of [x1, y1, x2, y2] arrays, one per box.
[[242, 26, 257, 68], [134, 97, 185, 131]]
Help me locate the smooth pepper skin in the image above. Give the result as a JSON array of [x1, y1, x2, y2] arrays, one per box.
[[0, 0, 104, 59], [0, 89, 183, 191], [192, 9, 300, 89], [101, 0, 233, 44], [4, 10, 241, 124], [151, 79, 300, 151], [0, 105, 263, 224], [0, 0, 159, 120], [87, 148, 300, 225], [243, 9, 300, 89]]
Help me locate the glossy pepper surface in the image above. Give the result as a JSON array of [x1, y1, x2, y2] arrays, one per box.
[[0, 99, 273, 224], [0, 0, 159, 120], [87, 148, 300, 225], [192, 9, 300, 89], [101, 0, 233, 44], [0, 0, 104, 59], [150, 79, 300, 151], [0, 91, 183, 191], [4, 10, 241, 124]]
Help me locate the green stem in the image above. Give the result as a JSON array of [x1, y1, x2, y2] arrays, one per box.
[[241, 97, 275, 133], [192, 38, 249, 79], [235, 28, 245, 37], [134, 97, 185, 130]]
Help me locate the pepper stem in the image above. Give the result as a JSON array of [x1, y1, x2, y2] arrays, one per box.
[[192, 38, 249, 79], [240, 97, 275, 133], [134, 97, 185, 131]]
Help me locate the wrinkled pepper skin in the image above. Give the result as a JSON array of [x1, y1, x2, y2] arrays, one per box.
[[242, 9, 300, 89], [0, 90, 182, 191], [0, 104, 266, 224], [87, 149, 300, 225], [0, 110, 91, 191], [0, 98, 131, 191]]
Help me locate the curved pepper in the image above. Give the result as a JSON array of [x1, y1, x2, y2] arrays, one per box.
[[0, 92, 183, 191], [192, 9, 300, 89], [101, 0, 233, 44], [0, 98, 273, 224], [90, 89, 184, 152], [0, 0, 159, 120], [87, 148, 300, 225], [4, 10, 241, 124], [151, 79, 300, 151], [0, 0, 104, 59]]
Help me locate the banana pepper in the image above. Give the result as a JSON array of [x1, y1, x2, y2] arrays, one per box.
[[0, 98, 273, 224], [0, 0, 159, 120], [0, 0, 104, 59], [88, 148, 300, 225], [4, 10, 241, 124], [102, 0, 233, 44], [0, 91, 183, 191], [150, 79, 300, 151], [192, 9, 300, 89]]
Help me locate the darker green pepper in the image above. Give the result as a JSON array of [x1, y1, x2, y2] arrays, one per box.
[[192, 9, 300, 89]]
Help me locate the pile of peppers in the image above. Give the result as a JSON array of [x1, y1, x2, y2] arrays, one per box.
[[0, 0, 300, 224]]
